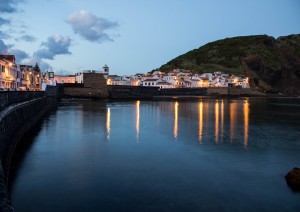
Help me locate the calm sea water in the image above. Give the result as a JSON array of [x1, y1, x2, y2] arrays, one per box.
[[9, 98, 300, 211]]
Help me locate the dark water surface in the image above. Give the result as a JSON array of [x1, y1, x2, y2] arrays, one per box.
[[9, 98, 300, 211]]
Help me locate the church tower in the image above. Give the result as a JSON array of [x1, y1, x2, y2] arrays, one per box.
[[103, 64, 109, 75]]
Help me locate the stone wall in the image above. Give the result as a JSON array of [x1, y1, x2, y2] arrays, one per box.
[[159, 88, 207, 96], [0, 91, 44, 111], [108, 85, 159, 99], [207, 87, 229, 95], [45, 85, 63, 97], [62, 73, 108, 98], [64, 87, 107, 99], [207, 87, 264, 96], [0, 95, 58, 211], [83, 73, 106, 88]]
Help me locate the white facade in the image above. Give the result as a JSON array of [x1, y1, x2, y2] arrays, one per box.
[[0, 55, 22, 90]]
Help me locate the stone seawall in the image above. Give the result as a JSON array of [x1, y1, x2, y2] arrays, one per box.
[[0, 95, 58, 211], [61, 74, 108, 99], [64, 87, 107, 99], [0, 91, 44, 112], [159, 88, 207, 96], [108, 85, 159, 99], [207, 87, 264, 96], [108, 86, 263, 99]]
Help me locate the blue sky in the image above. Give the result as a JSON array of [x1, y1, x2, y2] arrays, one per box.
[[0, 0, 299, 75]]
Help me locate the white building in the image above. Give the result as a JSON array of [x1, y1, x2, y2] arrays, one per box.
[[0, 55, 21, 90]]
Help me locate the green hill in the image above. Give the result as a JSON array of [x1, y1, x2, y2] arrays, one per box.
[[158, 34, 300, 94]]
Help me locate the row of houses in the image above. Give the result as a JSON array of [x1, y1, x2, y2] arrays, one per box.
[[0, 55, 42, 91], [107, 69, 250, 89], [43, 65, 110, 88], [48, 68, 250, 89], [0, 54, 110, 91], [1, 53, 250, 91]]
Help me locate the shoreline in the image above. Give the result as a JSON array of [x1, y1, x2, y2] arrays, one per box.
[[58, 94, 300, 102]]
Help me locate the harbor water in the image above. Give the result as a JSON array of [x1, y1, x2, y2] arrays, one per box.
[[9, 98, 300, 211]]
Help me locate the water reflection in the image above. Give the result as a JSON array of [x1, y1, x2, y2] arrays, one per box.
[[10, 99, 300, 212], [230, 101, 237, 143], [174, 101, 179, 139], [136, 101, 140, 141], [198, 101, 203, 143], [221, 100, 224, 142], [215, 100, 219, 143], [106, 107, 110, 140], [104, 100, 251, 145], [244, 100, 249, 148]]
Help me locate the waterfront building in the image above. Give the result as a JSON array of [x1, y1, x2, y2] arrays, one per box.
[[54, 75, 76, 84], [190, 79, 201, 88], [102, 64, 109, 75], [20, 65, 34, 90], [107, 69, 250, 89], [0, 55, 19, 90], [107, 75, 140, 86], [156, 81, 174, 89], [75, 65, 109, 84], [142, 78, 161, 87], [41, 71, 56, 91], [106, 75, 121, 85], [130, 77, 140, 86]]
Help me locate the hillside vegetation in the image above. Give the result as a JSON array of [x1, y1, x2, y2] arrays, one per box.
[[159, 34, 300, 94]]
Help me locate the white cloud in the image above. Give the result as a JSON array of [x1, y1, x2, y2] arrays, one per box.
[[22, 57, 50, 71], [0, 17, 10, 26], [0, 39, 8, 53], [66, 10, 119, 42], [16, 34, 37, 42], [34, 34, 71, 60], [0, 39, 28, 63], [7, 48, 29, 63], [1, 34, 72, 71], [0, 0, 23, 13]]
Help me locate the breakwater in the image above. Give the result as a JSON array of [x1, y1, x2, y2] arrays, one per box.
[[0, 89, 58, 211], [108, 85, 159, 99], [61, 73, 108, 99], [0, 91, 44, 112], [107, 86, 263, 99]]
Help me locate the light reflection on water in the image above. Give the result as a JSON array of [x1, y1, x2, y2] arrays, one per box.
[[198, 101, 203, 142], [215, 100, 219, 143], [104, 99, 251, 146], [106, 107, 111, 141], [173, 101, 179, 139], [244, 100, 249, 148], [9, 98, 300, 212], [136, 101, 140, 141]]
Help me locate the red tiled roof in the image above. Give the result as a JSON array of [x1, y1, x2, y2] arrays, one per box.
[[0, 55, 15, 63]]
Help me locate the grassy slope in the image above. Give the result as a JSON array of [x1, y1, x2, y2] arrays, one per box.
[[158, 34, 300, 93]]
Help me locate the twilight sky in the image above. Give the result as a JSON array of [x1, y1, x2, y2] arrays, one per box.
[[0, 0, 299, 75]]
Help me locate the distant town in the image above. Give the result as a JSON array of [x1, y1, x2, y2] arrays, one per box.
[[0, 54, 250, 91]]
